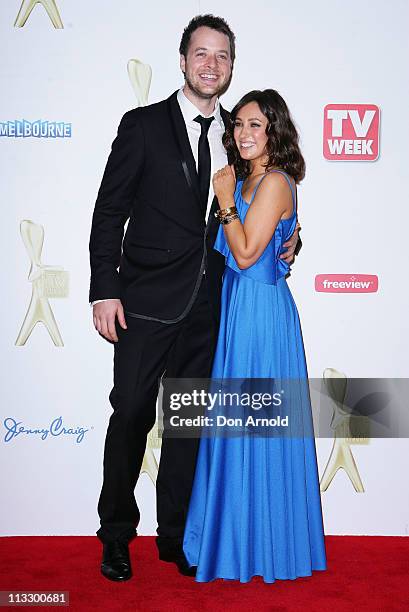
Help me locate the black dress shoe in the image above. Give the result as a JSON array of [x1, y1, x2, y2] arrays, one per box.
[[101, 541, 132, 581], [159, 550, 197, 577], [175, 554, 197, 577]]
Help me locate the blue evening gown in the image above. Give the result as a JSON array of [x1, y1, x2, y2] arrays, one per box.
[[183, 170, 327, 583]]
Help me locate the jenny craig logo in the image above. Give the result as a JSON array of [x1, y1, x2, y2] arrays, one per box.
[[0, 121, 71, 139], [3, 417, 90, 444], [323, 104, 380, 161], [315, 274, 378, 293]]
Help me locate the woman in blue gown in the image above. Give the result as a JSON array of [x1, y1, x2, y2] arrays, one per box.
[[183, 90, 327, 583]]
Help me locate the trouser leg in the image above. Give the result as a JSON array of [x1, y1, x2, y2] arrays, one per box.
[[97, 316, 178, 544], [156, 278, 218, 554]]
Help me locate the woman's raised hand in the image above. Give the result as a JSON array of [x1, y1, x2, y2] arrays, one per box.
[[213, 165, 236, 208]]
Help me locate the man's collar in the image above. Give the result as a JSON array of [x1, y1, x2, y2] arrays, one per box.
[[177, 87, 223, 127]]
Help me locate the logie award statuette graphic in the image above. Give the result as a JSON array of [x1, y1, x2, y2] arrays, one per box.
[[127, 59, 152, 107], [140, 414, 161, 485], [14, 0, 63, 29], [127, 57, 159, 483], [15, 220, 69, 347], [320, 368, 369, 492]]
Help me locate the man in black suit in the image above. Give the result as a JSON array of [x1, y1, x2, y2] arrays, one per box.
[[89, 15, 299, 581]]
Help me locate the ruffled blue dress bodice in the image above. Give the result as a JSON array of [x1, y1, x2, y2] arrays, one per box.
[[214, 171, 297, 285]]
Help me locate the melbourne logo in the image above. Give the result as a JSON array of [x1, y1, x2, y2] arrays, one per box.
[[3, 417, 90, 444], [323, 104, 380, 161], [315, 274, 378, 293], [14, 0, 63, 28], [0, 121, 71, 138]]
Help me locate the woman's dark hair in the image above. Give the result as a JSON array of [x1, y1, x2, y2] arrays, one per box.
[[223, 89, 305, 183], [179, 15, 236, 65]]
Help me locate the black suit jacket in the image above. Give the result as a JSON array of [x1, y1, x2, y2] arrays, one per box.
[[89, 91, 230, 323]]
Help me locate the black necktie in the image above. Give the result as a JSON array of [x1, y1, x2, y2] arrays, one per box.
[[194, 115, 214, 213]]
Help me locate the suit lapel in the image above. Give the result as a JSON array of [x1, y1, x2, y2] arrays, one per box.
[[219, 105, 230, 128], [206, 104, 231, 231], [220, 105, 232, 162], [167, 92, 202, 212]]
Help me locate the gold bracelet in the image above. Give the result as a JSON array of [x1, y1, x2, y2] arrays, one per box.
[[214, 206, 238, 220], [220, 213, 239, 225]]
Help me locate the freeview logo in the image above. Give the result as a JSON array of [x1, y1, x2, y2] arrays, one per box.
[[315, 274, 378, 293]]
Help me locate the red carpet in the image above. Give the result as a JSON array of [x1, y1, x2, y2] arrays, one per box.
[[0, 536, 408, 611]]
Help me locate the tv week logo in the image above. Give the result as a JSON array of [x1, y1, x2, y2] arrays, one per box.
[[323, 104, 380, 161], [315, 274, 378, 293]]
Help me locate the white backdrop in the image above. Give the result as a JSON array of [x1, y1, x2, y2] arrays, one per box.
[[1, 0, 408, 537]]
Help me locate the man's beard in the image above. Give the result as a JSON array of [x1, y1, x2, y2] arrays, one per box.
[[184, 71, 232, 99]]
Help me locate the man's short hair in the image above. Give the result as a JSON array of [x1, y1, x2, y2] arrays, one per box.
[[179, 14, 236, 64]]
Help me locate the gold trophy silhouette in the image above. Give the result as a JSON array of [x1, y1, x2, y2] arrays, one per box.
[[320, 368, 369, 492], [14, 0, 63, 28], [15, 220, 69, 347], [127, 58, 159, 483], [140, 427, 161, 485], [127, 59, 152, 107]]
